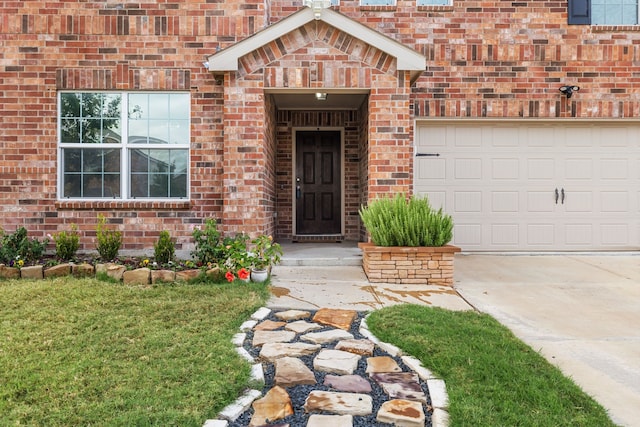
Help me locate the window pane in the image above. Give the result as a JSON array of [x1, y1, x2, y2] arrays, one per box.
[[63, 174, 81, 198], [148, 120, 170, 144], [61, 93, 81, 118], [170, 173, 187, 198], [149, 94, 170, 119], [62, 148, 121, 198], [171, 150, 188, 175], [64, 149, 81, 172], [130, 174, 148, 198], [169, 93, 189, 120], [149, 174, 169, 197], [129, 93, 148, 119], [149, 150, 170, 173], [169, 120, 189, 145], [61, 119, 81, 144]]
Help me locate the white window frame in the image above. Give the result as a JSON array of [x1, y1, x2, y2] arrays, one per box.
[[360, 0, 396, 5], [592, 0, 639, 25], [57, 91, 190, 201]]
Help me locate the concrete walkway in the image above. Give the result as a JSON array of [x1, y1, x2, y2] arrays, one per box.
[[269, 246, 640, 427]]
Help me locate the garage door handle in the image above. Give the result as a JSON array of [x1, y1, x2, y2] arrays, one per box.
[[415, 153, 440, 157], [561, 188, 565, 204], [555, 188, 559, 204]]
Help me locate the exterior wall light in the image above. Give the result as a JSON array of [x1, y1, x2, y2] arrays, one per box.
[[559, 85, 580, 98], [315, 92, 328, 101], [304, 0, 332, 20]]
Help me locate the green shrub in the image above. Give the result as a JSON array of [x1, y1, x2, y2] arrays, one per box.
[[154, 230, 175, 264], [359, 193, 453, 247], [0, 227, 49, 266], [191, 218, 223, 265], [53, 224, 80, 261], [95, 215, 121, 261]]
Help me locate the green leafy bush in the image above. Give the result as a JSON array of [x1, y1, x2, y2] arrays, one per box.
[[0, 227, 49, 266], [95, 215, 121, 261], [191, 218, 223, 266], [154, 230, 175, 264], [359, 193, 453, 247], [53, 224, 80, 261]]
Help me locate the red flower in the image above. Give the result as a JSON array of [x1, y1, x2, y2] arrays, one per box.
[[225, 271, 235, 282], [237, 268, 250, 280]]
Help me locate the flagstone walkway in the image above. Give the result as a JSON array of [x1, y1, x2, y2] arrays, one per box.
[[203, 307, 450, 427]]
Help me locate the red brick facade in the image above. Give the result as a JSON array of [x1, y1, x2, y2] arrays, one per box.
[[1, 0, 639, 251]]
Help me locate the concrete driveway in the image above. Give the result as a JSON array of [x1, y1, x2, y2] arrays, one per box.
[[454, 254, 640, 427]]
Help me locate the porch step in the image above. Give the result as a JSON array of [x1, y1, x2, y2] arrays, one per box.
[[279, 242, 363, 267]]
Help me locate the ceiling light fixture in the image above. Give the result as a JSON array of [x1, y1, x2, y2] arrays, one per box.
[[304, 0, 332, 20], [315, 92, 327, 101]]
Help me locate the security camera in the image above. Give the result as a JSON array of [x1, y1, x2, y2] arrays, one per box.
[[559, 85, 580, 98]]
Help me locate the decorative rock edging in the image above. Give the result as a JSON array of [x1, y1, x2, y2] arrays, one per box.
[[0, 262, 205, 285], [204, 307, 450, 427]]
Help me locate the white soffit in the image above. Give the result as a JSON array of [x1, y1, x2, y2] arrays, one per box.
[[207, 7, 426, 79]]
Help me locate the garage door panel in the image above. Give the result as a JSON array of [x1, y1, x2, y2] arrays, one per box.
[[601, 159, 629, 180], [565, 159, 593, 180], [492, 191, 519, 212], [600, 191, 628, 212], [563, 191, 592, 212], [491, 224, 519, 245], [454, 191, 482, 212], [417, 158, 446, 180], [565, 224, 593, 245], [527, 224, 556, 246], [601, 224, 630, 245], [453, 224, 482, 246], [527, 191, 555, 212], [455, 159, 482, 179], [415, 122, 640, 251], [527, 158, 555, 179], [492, 158, 519, 179]]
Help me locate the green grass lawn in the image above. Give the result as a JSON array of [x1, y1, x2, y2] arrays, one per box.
[[1, 279, 615, 426], [366, 304, 616, 427], [0, 276, 269, 426]]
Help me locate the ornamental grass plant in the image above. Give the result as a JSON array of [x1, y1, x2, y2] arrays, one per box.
[[359, 193, 453, 246]]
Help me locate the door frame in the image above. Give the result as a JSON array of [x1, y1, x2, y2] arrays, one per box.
[[292, 127, 345, 237]]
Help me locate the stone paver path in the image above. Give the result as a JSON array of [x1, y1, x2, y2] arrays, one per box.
[[204, 308, 450, 427]]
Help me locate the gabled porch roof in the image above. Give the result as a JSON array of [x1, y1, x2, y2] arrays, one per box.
[[206, 7, 426, 82]]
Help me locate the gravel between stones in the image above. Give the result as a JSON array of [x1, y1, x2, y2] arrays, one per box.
[[227, 310, 433, 427]]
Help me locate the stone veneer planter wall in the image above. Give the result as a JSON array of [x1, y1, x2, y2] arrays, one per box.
[[358, 243, 461, 286]]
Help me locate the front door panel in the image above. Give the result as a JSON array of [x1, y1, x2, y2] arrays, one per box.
[[295, 131, 341, 235]]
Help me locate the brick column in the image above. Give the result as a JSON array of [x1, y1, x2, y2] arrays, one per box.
[[221, 73, 270, 236], [367, 71, 413, 200]]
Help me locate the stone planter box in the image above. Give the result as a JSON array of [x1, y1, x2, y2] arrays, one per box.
[[358, 242, 461, 286]]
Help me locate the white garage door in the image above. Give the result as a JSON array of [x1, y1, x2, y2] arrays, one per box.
[[414, 122, 640, 251]]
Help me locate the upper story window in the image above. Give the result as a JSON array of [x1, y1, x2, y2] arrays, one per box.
[[592, 0, 638, 24], [568, 0, 639, 25], [360, 0, 396, 5], [58, 92, 190, 200]]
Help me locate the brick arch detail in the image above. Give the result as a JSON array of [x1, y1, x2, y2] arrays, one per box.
[[238, 21, 396, 83]]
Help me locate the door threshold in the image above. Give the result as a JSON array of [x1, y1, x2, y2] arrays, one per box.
[[292, 235, 344, 243]]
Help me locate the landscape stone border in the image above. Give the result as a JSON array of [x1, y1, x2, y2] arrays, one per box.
[[204, 307, 450, 427]]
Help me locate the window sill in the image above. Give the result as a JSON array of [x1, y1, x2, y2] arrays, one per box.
[[359, 5, 397, 11], [55, 200, 192, 210], [592, 25, 640, 32], [417, 5, 454, 12]]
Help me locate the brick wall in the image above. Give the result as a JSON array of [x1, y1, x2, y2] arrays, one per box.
[[2, 0, 640, 252]]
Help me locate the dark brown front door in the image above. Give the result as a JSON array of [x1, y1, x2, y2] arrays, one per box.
[[295, 131, 341, 235]]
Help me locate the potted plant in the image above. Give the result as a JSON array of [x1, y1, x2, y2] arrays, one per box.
[[249, 235, 283, 283], [358, 193, 459, 286]]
